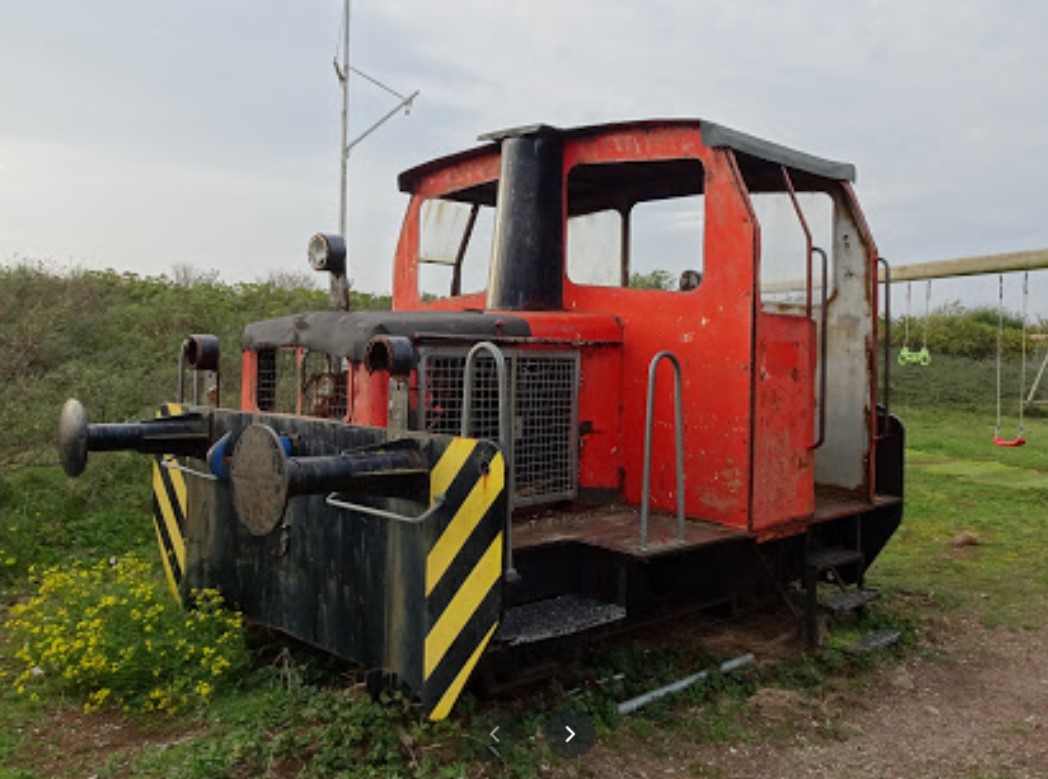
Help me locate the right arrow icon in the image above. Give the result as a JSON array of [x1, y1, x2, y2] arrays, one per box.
[[544, 709, 595, 758]]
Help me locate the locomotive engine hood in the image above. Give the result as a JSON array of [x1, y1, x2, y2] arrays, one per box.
[[241, 309, 532, 364]]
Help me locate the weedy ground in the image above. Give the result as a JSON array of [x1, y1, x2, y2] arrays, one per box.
[[1, 267, 1046, 778]]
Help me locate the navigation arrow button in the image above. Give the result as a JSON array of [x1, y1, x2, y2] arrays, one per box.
[[544, 709, 595, 758]]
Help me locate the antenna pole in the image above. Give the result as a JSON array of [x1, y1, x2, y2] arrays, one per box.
[[332, 0, 352, 310], [328, 0, 418, 311]]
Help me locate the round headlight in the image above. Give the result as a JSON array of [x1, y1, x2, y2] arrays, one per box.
[[307, 233, 347, 274]]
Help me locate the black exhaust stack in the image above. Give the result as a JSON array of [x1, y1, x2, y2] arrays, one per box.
[[486, 127, 564, 311]]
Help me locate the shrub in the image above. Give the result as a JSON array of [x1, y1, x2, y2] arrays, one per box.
[[5, 554, 249, 713]]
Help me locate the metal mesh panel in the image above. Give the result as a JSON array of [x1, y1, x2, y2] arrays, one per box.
[[420, 354, 467, 435], [514, 356, 577, 503], [255, 348, 346, 418], [256, 348, 299, 413], [420, 349, 578, 505], [301, 351, 348, 420]]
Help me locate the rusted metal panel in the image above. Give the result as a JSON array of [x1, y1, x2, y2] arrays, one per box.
[[812, 187, 875, 494], [750, 312, 815, 531]]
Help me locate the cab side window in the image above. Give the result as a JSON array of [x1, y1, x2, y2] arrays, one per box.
[[566, 159, 705, 291]]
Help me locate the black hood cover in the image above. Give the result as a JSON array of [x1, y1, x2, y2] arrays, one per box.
[[241, 310, 531, 362]]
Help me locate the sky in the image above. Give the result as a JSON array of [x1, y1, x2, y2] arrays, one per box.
[[1, 0, 1046, 315]]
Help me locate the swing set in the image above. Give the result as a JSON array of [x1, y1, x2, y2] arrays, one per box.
[[774, 247, 1047, 448], [877, 249, 1048, 449]]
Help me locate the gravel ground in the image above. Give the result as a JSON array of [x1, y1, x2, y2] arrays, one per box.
[[575, 614, 1048, 779]]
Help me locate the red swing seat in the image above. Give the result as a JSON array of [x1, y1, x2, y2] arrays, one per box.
[[993, 435, 1026, 447]]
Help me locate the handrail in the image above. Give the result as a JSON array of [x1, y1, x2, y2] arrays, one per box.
[[160, 457, 217, 482], [812, 247, 829, 450], [461, 341, 517, 579], [640, 351, 686, 551], [781, 166, 814, 319], [878, 257, 892, 429], [325, 492, 445, 524]]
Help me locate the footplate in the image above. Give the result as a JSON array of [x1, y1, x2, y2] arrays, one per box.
[[497, 594, 626, 646]]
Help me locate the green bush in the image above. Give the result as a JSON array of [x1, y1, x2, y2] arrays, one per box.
[[0, 262, 390, 469], [5, 554, 249, 713]]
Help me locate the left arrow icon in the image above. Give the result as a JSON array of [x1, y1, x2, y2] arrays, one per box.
[[490, 726, 500, 743]]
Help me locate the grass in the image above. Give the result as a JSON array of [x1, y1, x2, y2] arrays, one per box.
[[873, 405, 1048, 629]]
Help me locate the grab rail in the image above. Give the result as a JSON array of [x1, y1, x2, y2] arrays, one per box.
[[461, 341, 517, 579], [878, 257, 892, 429], [812, 246, 829, 450], [640, 351, 686, 551]]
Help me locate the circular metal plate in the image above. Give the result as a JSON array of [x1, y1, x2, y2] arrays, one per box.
[[230, 424, 290, 536], [58, 398, 89, 477]]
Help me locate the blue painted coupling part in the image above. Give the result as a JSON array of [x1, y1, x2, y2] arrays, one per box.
[[207, 431, 291, 481], [616, 653, 755, 715]]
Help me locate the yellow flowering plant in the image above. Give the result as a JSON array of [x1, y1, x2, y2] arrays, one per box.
[[5, 554, 249, 713]]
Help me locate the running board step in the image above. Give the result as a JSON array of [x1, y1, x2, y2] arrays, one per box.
[[848, 629, 901, 654], [820, 588, 880, 615], [806, 547, 864, 573], [497, 594, 626, 646]]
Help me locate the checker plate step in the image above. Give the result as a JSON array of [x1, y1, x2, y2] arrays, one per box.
[[806, 547, 864, 572], [821, 588, 880, 615], [849, 629, 902, 654], [497, 594, 626, 646]]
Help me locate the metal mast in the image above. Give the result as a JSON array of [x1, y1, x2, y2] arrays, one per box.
[[331, 0, 418, 310]]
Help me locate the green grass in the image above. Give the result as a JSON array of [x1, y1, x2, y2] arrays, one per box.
[[873, 405, 1048, 629]]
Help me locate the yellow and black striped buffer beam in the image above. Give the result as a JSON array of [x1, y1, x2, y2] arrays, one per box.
[[152, 403, 188, 601], [422, 438, 506, 721]]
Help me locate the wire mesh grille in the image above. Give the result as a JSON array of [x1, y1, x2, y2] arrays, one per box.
[[255, 348, 347, 418], [420, 349, 578, 505], [301, 351, 348, 420], [514, 356, 577, 503], [256, 348, 300, 413]]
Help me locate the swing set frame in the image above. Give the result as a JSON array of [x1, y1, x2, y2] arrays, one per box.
[[766, 248, 1048, 447], [889, 253, 1042, 447]]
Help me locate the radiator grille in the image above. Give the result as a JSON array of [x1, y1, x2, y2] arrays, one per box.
[[420, 349, 578, 505]]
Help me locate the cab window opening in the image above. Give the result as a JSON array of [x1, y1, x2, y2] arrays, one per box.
[[418, 195, 495, 300], [566, 158, 706, 291]]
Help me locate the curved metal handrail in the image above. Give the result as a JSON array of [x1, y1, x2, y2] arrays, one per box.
[[640, 351, 686, 551]]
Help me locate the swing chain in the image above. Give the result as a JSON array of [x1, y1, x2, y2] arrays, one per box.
[[1019, 271, 1028, 434], [921, 280, 932, 350], [897, 280, 931, 366], [994, 272, 1028, 446], [902, 282, 911, 345]]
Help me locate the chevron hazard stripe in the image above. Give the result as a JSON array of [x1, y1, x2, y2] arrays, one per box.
[[423, 438, 505, 721], [152, 403, 188, 601]]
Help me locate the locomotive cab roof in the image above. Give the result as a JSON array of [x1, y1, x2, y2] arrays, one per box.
[[397, 118, 856, 200]]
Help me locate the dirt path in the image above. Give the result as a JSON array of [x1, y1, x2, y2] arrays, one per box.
[[579, 615, 1048, 779]]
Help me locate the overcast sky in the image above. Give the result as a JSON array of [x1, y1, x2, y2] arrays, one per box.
[[1, 0, 1046, 314]]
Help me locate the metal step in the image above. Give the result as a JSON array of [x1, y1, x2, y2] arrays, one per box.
[[848, 628, 901, 654], [806, 547, 864, 573], [820, 588, 880, 615], [497, 594, 626, 646]]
